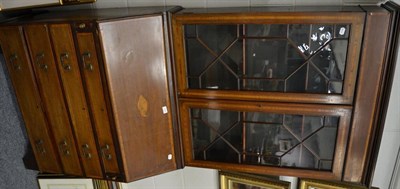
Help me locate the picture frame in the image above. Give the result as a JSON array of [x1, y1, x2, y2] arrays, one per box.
[[38, 177, 128, 189], [38, 178, 94, 189], [299, 179, 368, 189], [220, 171, 291, 189]]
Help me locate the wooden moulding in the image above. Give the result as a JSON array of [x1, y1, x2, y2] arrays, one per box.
[[343, 7, 391, 184]]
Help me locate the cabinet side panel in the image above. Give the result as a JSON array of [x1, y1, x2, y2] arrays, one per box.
[[343, 11, 391, 183], [98, 16, 178, 181], [49, 24, 103, 178], [24, 24, 83, 176], [0, 26, 62, 173]]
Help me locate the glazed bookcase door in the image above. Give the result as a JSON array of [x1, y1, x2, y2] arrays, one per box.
[[172, 12, 365, 104], [0, 26, 62, 173], [179, 99, 352, 180]]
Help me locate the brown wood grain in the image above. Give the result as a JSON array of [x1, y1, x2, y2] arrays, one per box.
[[98, 15, 177, 182], [24, 24, 83, 175], [76, 32, 120, 175], [343, 11, 391, 183], [49, 24, 103, 178], [0, 26, 62, 173]]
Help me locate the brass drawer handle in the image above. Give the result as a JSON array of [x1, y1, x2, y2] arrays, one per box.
[[82, 144, 92, 159], [35, 53, 48, 71], [59, 140, 71, 156], [9, 53, 21, 70], [101, 144, 112, 160], [60, 53, 71, 71], [82, 52, 93, 71], [35, 139, 46, 154]]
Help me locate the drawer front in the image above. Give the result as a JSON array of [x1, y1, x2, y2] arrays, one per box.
[[0, 26, 62, 173], [179, 99, 352, 180], [49, 24, 103, 178], [24, 24, 83, 176], [172, 12, 365, 104], [76, 32, 120, 176]]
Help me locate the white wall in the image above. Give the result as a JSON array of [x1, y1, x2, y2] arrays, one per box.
[[64, 0, 398, 188]]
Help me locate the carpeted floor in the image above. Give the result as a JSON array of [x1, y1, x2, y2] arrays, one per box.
[[0, 54, 39, 189]]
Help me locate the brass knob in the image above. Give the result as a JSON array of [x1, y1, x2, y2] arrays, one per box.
[[59, 140, 71, 156], [35, 139, 46, 154], [101, 144, 112, 160], [82, 144, 92, 159], [35, 53, 48, 71], [79, 23, 86, 29], [9, 54, 21, 70]]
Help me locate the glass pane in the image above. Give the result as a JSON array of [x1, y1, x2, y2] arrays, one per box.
[[309, 39, 348, 94], [186, 38, 215, 77], [304, 126, 338, 160], [329, 40, 348, 79], [309, 24, 333, 54], [191, 109, 242, 162], [286, 65, 307, 92], [189, 108, 340, 171], [205, 139, 241, 163], [246, 24, 287, 37], [201, 61, 238, 90], [221, 40, 244, 77], [288, 24, 311, 57], [197, 25, 237, 54], [246, 40, 305, 76], [184, 24, 350, 95], [307, 65, 328, 93], [185, 25, 197, 37], [284, 115, 324, 140], [281, 145, 318, 168], [243, 79, 285, 91]]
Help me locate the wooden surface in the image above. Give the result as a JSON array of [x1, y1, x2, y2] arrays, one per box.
[[0, 26, 62, 173], [171, 6, 393, 185], [50, 24, 103, 178], [172, 11, 365, 105], [2, 6, 181, 24], [76, 32, 120, 176], [24, 24, 83, 175], [98, 15, 177, 182], [343, 9, 391, 184]]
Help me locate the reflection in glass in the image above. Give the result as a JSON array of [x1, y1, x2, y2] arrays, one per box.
[[190, 108, 340, 171], [246, 24, 287, 37], [184, 24, 350, 94]]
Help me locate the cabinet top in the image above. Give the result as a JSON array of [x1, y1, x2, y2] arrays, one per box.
[[175, 6, 383, 15], [0, 6, 182, 25]]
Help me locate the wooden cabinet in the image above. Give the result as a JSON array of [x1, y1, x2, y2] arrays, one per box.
[[171, 6, 395, 185], [0, 7, 182, 182], [0, 4, 397, 187]]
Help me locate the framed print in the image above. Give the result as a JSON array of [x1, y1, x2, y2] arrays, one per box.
[[299, 179, 367, 189], [220, 171, 290, 189], [38, 178, 94, 189]]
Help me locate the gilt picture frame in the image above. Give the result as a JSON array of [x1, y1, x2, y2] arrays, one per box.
[[220, 171, 290, 189], [299, 179, 368, 189]]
